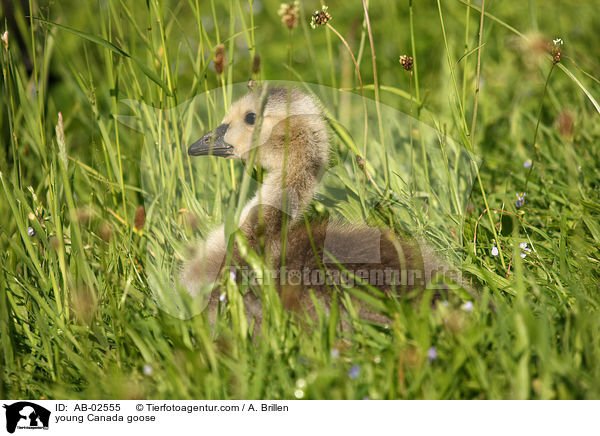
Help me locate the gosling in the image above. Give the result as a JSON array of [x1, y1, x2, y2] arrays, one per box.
[[181, 86, 457, 326]]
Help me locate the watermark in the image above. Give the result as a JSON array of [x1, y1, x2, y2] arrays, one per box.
[[226, 265, 460, 289], [3, 402, 51, 433]]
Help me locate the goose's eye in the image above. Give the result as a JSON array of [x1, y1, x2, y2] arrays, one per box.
[[244, 112, 256, 125]]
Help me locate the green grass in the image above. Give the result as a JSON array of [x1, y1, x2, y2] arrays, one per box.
[[1, 0, 600, 399]]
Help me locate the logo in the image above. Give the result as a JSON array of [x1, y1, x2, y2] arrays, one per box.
[[2, 402, 50, 434]]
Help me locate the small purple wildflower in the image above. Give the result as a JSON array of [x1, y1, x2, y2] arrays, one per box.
[[524, 160, 532, 169], [330, 348, 340, 359], [491, 245, 499, 256], [348, 365, 360, 379], [462, 301, 474, 312], [219, 293, 227, 302], [520, 242, 532, 258], [515, 192, 526, 209], [427, 346, 438, 363], [27, 226, 36, 237]]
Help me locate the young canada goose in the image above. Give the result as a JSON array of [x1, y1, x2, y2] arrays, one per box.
[[182, 86, 455, 327]]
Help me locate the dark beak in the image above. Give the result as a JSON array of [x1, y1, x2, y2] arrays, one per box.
[[188, 123, 234, 157]]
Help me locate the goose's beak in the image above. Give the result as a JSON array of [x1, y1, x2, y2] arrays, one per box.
[[188, 123, 234, 157]]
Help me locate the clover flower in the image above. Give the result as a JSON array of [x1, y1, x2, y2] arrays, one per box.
[[515, 192, 526, 209], [310, 5, 331, 29], [278, 1, 300, 30]]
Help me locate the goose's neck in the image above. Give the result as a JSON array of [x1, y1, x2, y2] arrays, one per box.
[[239, 164, 320, 233]]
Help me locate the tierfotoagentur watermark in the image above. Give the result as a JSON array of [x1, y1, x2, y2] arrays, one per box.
[[226, 265, 461, 289]]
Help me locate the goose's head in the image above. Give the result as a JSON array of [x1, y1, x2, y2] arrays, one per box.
[[188, 87, 330, 174]]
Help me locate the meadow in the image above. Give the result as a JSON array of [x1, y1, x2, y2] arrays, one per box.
[[1, 0, 600, 399]]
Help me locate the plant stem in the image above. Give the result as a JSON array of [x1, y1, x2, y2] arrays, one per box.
[[525, 63, 556, 190]]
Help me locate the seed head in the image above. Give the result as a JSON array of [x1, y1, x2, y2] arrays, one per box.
[[310, 5, 331, 29], [49, 236, 60, 250], [214, 44, 226, 75], [556, 110, 574, 138], [134, 205, 146, 229], [98, 221, 112, 242], [399, 55, 414, 72], [278, 1, 300, 30], [551, 38, 563, 64], [71, 286, 96, 325], [356, 155, 366, 171], [251, 53, 261, 74], [56, 112, 67, 169]]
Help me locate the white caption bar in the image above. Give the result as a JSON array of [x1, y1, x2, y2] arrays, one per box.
[[1, 400, 598, 435]]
